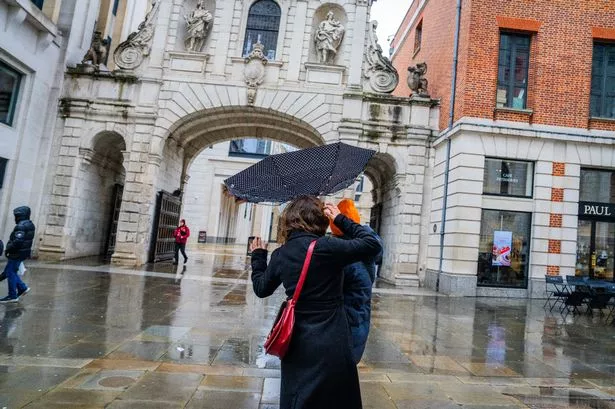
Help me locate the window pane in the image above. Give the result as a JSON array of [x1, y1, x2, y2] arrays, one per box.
[[483, 158, 534, 197], [591, 43, 615, 119], [477, 209, 532, 288], [229, 138, 272, 157], [31, 0, 44, 9], [580, 169, 615, 203], [0, 62, 21, 126], [243, 0, 281, 60], [497, 33, 530, 108]]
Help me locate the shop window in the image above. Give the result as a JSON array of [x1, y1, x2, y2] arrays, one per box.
[[477, 209, 532, 288], [483, 158, 534, 197], [496, 33, 530, 109], [242, 0, 281, 60], [580, 168, 615, 203], [229, 139, 272, 157], [0, 61, 22, 127], [590, 43, 615, 119], [414, 20, 423, 54]]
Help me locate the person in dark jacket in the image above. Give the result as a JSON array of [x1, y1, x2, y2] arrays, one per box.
[[330, 199, 382, 364], [250, 196, 382, 409], [173, 219, 190, 265], [0, 206, 35, 303]]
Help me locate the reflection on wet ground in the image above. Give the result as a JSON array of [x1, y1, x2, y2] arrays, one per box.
[[0, 249, 614, 408]]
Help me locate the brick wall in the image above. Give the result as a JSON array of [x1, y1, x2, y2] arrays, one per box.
[[392, 0, 615, 132], [391, 0, 466, 130]]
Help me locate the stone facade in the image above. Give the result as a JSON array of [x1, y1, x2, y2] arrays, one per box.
[[0, 0, 99, 249], [37, 0, 440, 287]]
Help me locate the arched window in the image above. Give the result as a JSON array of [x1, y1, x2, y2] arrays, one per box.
[[243, 0, 281, 60]]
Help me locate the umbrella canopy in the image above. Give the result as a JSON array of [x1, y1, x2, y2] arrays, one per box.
[[224, 142, 376, 203]]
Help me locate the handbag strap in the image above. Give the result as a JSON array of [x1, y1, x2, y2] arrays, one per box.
[[291, 240, 317, 303]]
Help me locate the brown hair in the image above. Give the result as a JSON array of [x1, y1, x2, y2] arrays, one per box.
[[279, 196, 329, 243]]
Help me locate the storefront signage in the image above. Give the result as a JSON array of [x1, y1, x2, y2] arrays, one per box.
[[578, 201, 615, 220], [492, 230, 512, 267]]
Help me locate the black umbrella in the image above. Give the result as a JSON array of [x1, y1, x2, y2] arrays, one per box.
[[224, 142, 376, 203]]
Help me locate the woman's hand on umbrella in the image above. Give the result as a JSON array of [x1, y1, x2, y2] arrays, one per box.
[[324, 203, 341, 220], [250, 237, 267, 252]]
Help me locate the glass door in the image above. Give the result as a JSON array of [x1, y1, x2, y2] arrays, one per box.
[[594, 222, 615, 281], [576, 220, 592, 277]]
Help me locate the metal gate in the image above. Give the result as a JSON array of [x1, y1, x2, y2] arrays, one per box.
[[105, 184, 124, 258], [150, 190, 181, 262]]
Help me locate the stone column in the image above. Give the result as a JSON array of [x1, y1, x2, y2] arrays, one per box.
[[37, 118, 87, 260], [348, 1, 369, 87], [111, 136, 162, 265]]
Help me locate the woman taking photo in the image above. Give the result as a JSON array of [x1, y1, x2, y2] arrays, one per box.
[[250, 196, 382, 409]]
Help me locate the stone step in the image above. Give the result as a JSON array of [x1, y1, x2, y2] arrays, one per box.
[[394, 274, 420, 287]]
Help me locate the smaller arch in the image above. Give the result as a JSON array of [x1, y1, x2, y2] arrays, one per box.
[[364, 152, 398, 194], [81, 123, 128, 152]]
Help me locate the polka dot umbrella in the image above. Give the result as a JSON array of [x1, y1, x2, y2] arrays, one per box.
[[224, 142, 376, 203]]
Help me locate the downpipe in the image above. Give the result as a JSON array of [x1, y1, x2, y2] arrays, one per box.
[[436, 0, 462, 292]]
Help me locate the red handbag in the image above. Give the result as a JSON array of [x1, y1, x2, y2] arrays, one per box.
[[264, 240, 317, 358]]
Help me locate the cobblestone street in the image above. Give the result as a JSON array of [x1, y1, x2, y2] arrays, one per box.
[[0, 249, 613, 408]]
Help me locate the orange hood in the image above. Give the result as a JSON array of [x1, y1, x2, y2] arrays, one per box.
[[330, 199, 360, 236]]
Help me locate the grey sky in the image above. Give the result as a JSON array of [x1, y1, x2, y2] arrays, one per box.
[[371, 1, 411, 53]]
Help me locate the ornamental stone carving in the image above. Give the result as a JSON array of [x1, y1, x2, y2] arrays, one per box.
[[81, 31, 108, 69], [243, 41, 268, 105], [407, 63, 429, 97], [113, 1, 160, 70], [184, 1, 213, 53], [364, 20, 399, 94], [314, 11, 345, 64]]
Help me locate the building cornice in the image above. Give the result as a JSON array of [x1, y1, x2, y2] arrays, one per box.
[[433, 117, 615, 147]]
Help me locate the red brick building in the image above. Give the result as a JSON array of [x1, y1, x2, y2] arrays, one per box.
[[391, 0, 615, 132], [390, 1, 615, 297]]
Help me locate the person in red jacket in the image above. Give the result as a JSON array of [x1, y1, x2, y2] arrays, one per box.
[[173, 219, 190, 265]]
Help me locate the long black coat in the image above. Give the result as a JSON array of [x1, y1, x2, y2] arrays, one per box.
[[251, 214, 382, 409]]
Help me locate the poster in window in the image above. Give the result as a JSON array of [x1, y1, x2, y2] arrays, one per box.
[[492, 230, 512, 267]]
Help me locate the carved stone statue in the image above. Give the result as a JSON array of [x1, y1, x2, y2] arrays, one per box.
[[184, 1, 213, 52], [243, 41, 268, 105], [113, 1, 161, 70], [314, 11, 345, 64], [82, 32, 108, 67], [408, 63, 429, 97], [364, 20, 398, 94]]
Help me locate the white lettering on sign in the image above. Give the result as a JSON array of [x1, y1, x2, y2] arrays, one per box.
[[584, 205, 613, 216]]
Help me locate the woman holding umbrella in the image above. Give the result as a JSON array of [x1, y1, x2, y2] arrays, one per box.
[[250, 196, 382, 409]]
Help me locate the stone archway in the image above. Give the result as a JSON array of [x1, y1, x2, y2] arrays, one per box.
[[110, 106, 327, 265], [39, 130, 127, 260]]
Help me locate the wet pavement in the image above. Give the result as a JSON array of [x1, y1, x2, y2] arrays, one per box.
[[0, 249, 614, 408]]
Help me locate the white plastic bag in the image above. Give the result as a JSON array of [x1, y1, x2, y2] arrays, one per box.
[[18, 262, 26, 276]]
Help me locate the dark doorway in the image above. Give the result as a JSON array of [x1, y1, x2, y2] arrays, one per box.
[[150, 190, 182, 262], [104, 183, 124, 258]]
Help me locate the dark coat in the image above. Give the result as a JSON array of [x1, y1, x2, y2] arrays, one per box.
[[251, 214, 382, 409], [342, 227, 382, 364], [5, 206, 36, 261]]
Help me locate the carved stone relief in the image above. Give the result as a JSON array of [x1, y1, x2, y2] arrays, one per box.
[[364, 20, 399, 94], [407, 63, 429, 97], [313, 10, 345, 64], [184, 0, 213, 52], [113, 1, 161, 70], [243, 41, 268, 105]]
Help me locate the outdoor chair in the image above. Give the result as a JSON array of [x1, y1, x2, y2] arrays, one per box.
[[563, 276, 590, 314], [544, 275, 569, 312]]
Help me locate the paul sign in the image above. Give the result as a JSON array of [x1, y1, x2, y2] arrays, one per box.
[[578, 201, 615, 220]]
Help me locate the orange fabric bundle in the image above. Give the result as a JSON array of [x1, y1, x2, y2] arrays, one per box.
[[330, 199, 361, 236]]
